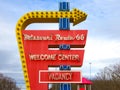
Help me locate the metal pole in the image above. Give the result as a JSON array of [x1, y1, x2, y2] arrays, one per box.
[[89, 62, 91, 80], [89, 62, 92, 90], [77, 84, 80, 90], [90, 85, 91, 90], [59, 2, 71, 90]]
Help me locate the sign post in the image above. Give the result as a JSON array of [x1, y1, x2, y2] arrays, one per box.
[[59, 2, 71, 90], [16, 2, 87, 90]]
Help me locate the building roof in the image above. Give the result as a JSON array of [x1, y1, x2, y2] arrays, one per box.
[[81, 77, 92, 85]]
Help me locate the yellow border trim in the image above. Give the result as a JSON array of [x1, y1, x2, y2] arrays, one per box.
[[16, 21, 30, 90]]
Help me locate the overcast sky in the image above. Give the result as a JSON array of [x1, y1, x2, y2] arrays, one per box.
[[0, 0, 120, 88]]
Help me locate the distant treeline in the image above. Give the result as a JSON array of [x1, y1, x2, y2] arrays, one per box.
[[92, 62, 120, 90], [0, 73, 20, 90]]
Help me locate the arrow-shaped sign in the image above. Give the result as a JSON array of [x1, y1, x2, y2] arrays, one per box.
[[16, 8, 87, 90], [16, 8, 87, 30]]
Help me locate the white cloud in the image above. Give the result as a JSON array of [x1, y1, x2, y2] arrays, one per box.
[[82, 37, 120, 77], [85, 37, 120, 60]]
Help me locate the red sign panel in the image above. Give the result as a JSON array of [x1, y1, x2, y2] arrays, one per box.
[[21, 30, 87, 90], [39, 70, 82, 83], [22, 30, 87, 67]]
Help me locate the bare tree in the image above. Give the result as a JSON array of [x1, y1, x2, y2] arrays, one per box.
[[0, 73, 20, 90], [92, 62, 120, 90]]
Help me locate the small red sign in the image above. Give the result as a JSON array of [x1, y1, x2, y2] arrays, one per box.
[[80, 88, 85, 90], [39, 70, 82, 83]]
